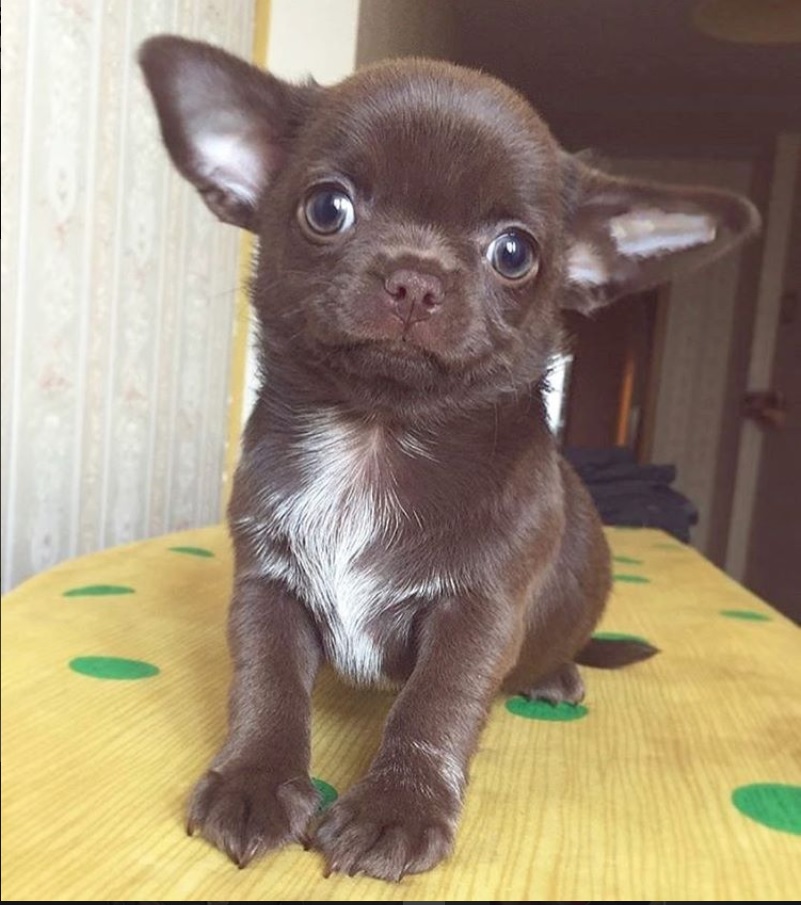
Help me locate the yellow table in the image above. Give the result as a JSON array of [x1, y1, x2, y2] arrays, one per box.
[[2, 525, 799, 900]]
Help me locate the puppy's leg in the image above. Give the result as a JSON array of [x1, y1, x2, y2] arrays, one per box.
[[187, 578, 322, 867], [522, 661, 585, 705], [313, 596, 520, 881]]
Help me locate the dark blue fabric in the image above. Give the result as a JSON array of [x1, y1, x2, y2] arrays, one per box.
[[563, 447, 698, 543]]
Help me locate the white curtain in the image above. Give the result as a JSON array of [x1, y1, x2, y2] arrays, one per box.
[[1, 0, 255, 592]]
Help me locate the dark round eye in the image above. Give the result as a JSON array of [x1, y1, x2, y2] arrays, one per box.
[[486, 230, 540, 281], [301, 186, 355, 236]]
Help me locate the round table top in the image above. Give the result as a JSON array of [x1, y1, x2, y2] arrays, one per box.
[[2, 524, 799, 899]]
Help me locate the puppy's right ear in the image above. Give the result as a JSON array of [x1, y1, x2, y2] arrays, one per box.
[[138, 35, 319, 231]]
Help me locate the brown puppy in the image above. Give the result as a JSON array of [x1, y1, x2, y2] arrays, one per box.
[[139, 36, 759, 881]]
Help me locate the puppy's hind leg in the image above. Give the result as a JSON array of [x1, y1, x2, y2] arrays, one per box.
[[519, 661, 585, 705]]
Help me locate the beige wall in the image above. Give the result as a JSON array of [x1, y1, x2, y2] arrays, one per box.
[[267, 0, 361, 82], [1, 0, 254, 592]]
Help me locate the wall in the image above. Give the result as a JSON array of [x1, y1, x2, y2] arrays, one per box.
[[268, 0, 360, 82], [1, 0, 254, 592]]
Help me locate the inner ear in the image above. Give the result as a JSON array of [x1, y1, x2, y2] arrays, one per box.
[[190, 120, 270, 202], [607, 208, 717, 257], [562, 158, 760, 313], [139, 35, 319, 231], [189, 125, 280, 229]]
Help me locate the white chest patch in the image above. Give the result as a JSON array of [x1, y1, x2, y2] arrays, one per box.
[[250, 412, 411, 684]]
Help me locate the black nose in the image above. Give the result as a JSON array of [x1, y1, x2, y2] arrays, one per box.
[[384, 269, 445, 323]]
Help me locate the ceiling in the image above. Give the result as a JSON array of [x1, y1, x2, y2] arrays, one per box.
[[451, 0, 801, 154]]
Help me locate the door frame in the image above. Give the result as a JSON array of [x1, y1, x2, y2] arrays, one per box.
[[725, 133, 800, 579]]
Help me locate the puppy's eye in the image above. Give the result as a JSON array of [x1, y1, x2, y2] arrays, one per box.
[[301, 186, 355, 237], [486, 230, 540, 282]]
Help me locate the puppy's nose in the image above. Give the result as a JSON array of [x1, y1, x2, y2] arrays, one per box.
[[384, 269, 445, 322]]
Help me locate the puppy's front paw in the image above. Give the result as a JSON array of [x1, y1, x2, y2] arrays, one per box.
[[187, 766, 319, 867], [313, 772, 458, 881]]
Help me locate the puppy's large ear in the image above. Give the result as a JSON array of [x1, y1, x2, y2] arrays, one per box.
[[138, 35, 319, 231], [561, 157, 761, 313]]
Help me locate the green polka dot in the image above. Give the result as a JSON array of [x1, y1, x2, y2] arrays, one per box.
[[593, 631, 650, 646], [613, 574, 650, 584], [613, 555, 643, 565], [69, 656, 160, 680], [505, 697, 588, 721], [720, 609, 772, 622], [732, 783, 801, 835], [168, 546, 214, 558], [312, 777, 338, 811], [63, 584, 135, 597]]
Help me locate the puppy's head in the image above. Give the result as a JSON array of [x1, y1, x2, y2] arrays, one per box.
[[139, 37, 759, 414]]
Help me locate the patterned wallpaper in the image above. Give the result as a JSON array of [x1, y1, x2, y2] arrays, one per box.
[[1, 0, 255, 592]]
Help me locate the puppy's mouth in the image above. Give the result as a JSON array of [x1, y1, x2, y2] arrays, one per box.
[[374, 323, 439, 351], [292, 289, 500, 397], [363, 309, 448, 353], [329, 297, 480, 362]]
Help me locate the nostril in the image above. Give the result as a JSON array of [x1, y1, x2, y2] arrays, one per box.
[[421, 292, 438, 311], [385, 273, 408, 300]]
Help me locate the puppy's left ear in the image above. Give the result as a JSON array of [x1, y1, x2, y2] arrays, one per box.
[[138, 35, 320, 231], [561, 157, 761, 313]]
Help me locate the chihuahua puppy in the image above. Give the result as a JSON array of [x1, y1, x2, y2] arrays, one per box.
[[139, 36, 758, 881]]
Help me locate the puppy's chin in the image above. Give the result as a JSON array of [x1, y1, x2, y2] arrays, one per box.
[[317, 339, 450, 390], [308, 337, 513, 417]]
